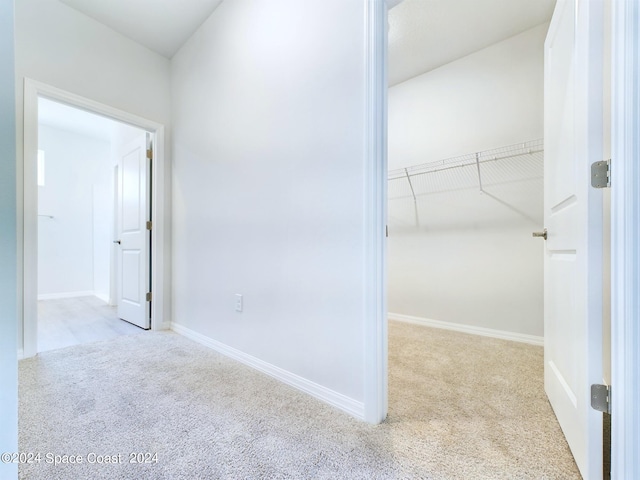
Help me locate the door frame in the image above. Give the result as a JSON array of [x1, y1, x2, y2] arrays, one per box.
[[110, 164, 119, 306], [363, 0, 388, 424], [22, 78, 168, 358], [371, 2, 640, 477], [610, 0, 640, 477]]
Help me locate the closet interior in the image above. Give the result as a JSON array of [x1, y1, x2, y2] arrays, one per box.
[[387, 139, 545, 339]]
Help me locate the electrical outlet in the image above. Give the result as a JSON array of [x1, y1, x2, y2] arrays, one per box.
[[235, 294, 243, 312]]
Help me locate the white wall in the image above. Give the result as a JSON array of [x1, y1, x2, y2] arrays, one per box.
[[389, 24, 547, 170], [171, 0, 369, 409], [388, 24, 547, 338], [93, 167, 114, 303], [37, 124, 111, 297], [15, 0, 172, 343], [0, 0, 17, 477], [15, 0, 171, 126]]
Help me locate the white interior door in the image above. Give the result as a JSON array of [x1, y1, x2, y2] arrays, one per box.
[[544, 0, 603, 478], [116, 133, 150, 329]]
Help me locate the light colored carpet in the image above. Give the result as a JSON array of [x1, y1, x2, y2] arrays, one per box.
[[18, 321, 581, 479]]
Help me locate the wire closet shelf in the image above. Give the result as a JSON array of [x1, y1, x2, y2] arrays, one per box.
[[387, 139, 544, 228], [388, 138, 543, 185]]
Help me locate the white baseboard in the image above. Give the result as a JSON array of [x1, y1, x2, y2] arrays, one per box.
[[171, 322, 365, 420], [17, 349, 24, 360], [388, 312, 544, 346], [94, 292, 110, 304], [154, 321, 172, 331], [38, 291, 94, 300]]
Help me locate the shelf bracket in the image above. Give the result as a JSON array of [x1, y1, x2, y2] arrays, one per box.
[[475, 152, 484, 193], [405, 168, 419, 227]]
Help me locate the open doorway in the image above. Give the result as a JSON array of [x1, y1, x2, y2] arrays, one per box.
[[36, 98, 150, 352], [21, 79, 168, 358], [383, 0, 583, 478]]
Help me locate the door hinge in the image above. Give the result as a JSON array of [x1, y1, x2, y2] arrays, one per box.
[[591, 159, 611, 188], [591, 384, 611, 414], [146, 148, 153, 160], [146, 292, 152, 302], [146, 221, 152, 230], [532, 228, 548, 240]]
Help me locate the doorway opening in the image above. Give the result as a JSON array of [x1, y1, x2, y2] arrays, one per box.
[[36, 98, 150, 352], [383, 1, 582, 478], [22, 79, 168, 358]]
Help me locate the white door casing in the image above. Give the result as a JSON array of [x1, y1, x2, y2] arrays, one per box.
[[22, 79, 168, 357], [364, 0, 388, 424], [543, 0, 604, 478], [116, 133, 151, 329], [610, 0, 640, 477]]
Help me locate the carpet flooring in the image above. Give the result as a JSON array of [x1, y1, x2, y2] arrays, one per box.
[[18, 321, 581, 479]]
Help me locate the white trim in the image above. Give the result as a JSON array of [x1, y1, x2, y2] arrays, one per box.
[[36, 291, 111, 302], [37, 291, 94, 301], [576, 1, 605, 476], [389, 313, 544, 346], [386, 0, 405, 9], [22, 79, 169, 358], [17, 350, 24, 361], [154, 320, 172, 331], [363, 0, 388, 425], [171, 323, 364, 420], [94, 292, 110, 304], [611, 1, 640, 478]]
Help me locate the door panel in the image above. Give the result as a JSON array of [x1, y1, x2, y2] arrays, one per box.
[[122, 148, 142, 232], [116, 134, 150, 329], [121, 251, 141, 303], [544, 0, 603, 478]]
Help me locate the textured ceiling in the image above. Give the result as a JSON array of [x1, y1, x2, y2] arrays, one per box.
[[59, 0, 224, 58], [388, 0, 555, 86]]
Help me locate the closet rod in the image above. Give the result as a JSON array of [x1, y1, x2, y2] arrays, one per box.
[[388, 138, 544, 181], [389, 148, 543, 181]]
